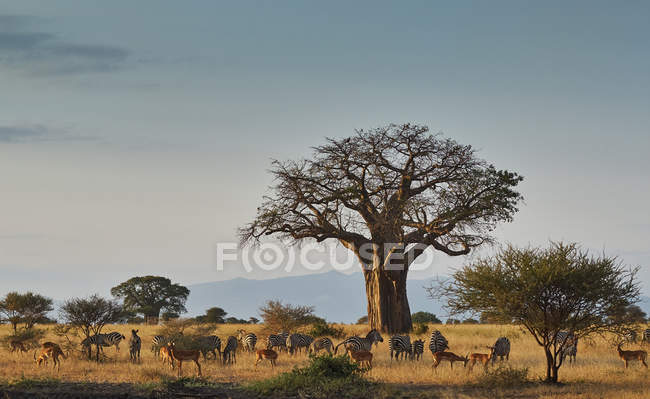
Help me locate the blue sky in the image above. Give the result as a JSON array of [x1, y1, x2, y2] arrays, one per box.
[[0, 1, 649, 300]]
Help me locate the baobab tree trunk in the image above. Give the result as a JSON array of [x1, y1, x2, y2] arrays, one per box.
[[364, 268, 412, 333]]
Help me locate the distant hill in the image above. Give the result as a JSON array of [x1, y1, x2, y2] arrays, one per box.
[[186, 271, 446, 323], [186, 271, 650, 324]]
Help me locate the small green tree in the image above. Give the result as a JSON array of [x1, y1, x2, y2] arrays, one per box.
[[411, 311, 441, 324], [110, 276, 190, 319], [0, 292, 53, 332], [433, 242, 640, 383], [60, 295, 123, 361], [259, 300, 316, 332], [203, 307, 227, 323]]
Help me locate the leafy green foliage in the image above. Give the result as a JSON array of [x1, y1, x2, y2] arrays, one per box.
[[308, 322, 345, 338], [195, 307, 227, 324], [0, 292, 53, 331], [476, 366, 529, 389], [411, 311, 441, 324], [246, 355, 379, 398], [259, 300, 316, 332], [111, 276, 190, 318]]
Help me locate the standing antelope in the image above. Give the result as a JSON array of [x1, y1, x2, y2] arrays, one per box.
[[10, 340, 28, 354], [159, 345, 174, 367], [349, 350, 373, 369], [167, 342, 202, 377], [616, 344, 648, 369], [432, 351, 468, 369], [34, 342, 66, 371], [255, 349, 278, 368], [467, 353, 491, 371]]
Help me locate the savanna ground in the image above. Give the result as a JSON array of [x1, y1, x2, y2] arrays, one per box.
[[0, 323, 648, 398]]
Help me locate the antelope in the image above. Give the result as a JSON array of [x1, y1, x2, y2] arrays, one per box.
[[10, 340, 28, 354], [167, 342, 202, 377], [616, 344, 648, 369], [467, 353, 491, 371], [349, 350, 373, 369], [34, 342, 66, 370], [255, 349, 278, 368], [432, 351, 469, 369], [159, 345, 174, 367]]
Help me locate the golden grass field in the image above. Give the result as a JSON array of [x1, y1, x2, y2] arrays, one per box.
[[1, 323, 648, 398]]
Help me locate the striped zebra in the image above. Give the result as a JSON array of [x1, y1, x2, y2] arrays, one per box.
[[81, 332, 126, 352], [128, 329, 141, 362], [412, 339, 424, 361], [388, 335, 412, 361], [429, 330, 449, 354], [238, 330, 257, 353], [310, 337, 334, 355], [151, 335, 166, 357], [623, 330, 637, 344], [222, 336, 238, 365], [197, 335, 221, 360], [335, 329, 384, 355], [286, 333, 314, 355], [490, 337, 511, 364], [266, 332, 289, 352], [556, 331, 577, 363], [642, 329, 650, 345]]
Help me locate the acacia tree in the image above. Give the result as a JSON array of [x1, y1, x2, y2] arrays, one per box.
[[60, 294, 123, 360], [0, 292, 53, 332], [110, 276, 190, 321], [240, 124, 523, 333], [432, 242, 640, 383]]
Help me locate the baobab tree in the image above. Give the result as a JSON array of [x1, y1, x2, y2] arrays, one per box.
[[240, 124, 523, 333]]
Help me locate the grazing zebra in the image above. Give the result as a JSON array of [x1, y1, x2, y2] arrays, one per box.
[[197, 335, 221, 360], [623, 330, 637, 344], [335, 329, 384, 355], [556, 331, 578, 363], [286, 333, 314, 355], [128, 329, 141, 362], [238, 330, 257, 353], [490, 337, 511, 364], [266, 332, 289, 352], [388, 335, 412, 361], [151, 335, 166, 357], [222, 336, 238, 365], [640, 329, 649, 345], [413, 339, 425, 361], [81, 332, 126, 352], [310, 337, 334, 355], [429, 330, 449, 354]]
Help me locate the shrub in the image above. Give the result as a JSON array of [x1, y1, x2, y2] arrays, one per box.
[[259, 300, 317, 332], [246, 355, 379, 398], [1, 327, 46, 349], [411, 311, 441, 324], [477, 366, 529, 389], [308, 322, 345, 339], [411, 323, 429, 336]]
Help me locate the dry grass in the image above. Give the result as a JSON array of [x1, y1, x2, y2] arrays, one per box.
[[1, 323, 648, 398]]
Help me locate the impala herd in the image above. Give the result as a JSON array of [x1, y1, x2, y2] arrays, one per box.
[[5, 327, 649, 377]]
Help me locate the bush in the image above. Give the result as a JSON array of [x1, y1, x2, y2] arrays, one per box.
[[411, 311, 441, 324], [411, 323, 429, 336], [308, 322, 345, 339], [246, 355, 379, 398], [1, 327, 46, 349], [477, 366, 529, 389], [259, 300, 317, 332]]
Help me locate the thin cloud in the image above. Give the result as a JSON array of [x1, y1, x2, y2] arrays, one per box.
[[0, 125, 98, 143], [0, 15, 130, 75]]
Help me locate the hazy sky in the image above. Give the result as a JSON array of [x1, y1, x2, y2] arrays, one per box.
[[1, 1, 649, 300]]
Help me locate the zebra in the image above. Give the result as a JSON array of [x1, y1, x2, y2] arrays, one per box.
[[490, 337, 511, 364], [222, 336, 238, 365], [623, 330, 637, 344], [81, 332, 126, 352], [196, 335, 221, 360], [642, 329, 650, 345], [429, 330, 449, 354], [388, 335, 412, 361], [128, 329, 141, 362], [238, 330, 257, 353], [266, 332, 288, 352], [556, 331, 577, 364], [310, 337, 334, 355], [286, 333, 314, 355], [151, 335, 166, 357], [413, 339, 425, 361], [335, 329, 384, 355]]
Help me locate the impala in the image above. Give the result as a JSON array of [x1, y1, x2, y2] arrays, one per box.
[[432, 351, 469, 369], [159, 345, 174, 367], [467, 353, 491, 371], [255, 349, 278, 368], [349, 350, 373, 369], [10, 340, 28, 354], [34, 343, 66, 370], [167, 342, 202, 377], [617, 344, 648, 369]]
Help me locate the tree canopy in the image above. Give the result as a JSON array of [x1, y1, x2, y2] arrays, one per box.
[[411, 311, 442, 324], [241, 124, 523, 332], [110, 276, 190, 319], [0, 292, 53, 332], [432, 242, 640, 382], [259, 300, 316, 332]]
